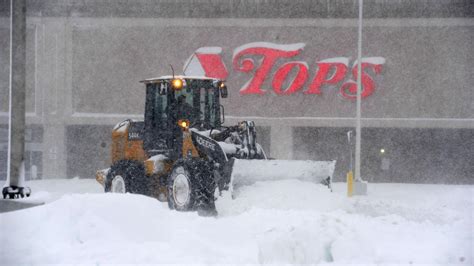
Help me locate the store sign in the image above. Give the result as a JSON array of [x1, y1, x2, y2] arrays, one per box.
[[184, 42, 385, 99]]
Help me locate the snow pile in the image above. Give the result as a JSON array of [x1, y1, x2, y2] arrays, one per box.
[[0, 179, 472, 265], [13, 177, 103, 204], [218, 179, 347, 215]]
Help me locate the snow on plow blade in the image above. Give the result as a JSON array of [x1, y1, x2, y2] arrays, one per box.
[[230, 159, 336, 189]]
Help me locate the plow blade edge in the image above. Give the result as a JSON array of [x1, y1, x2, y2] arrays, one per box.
[[230, 159, 336, 189]]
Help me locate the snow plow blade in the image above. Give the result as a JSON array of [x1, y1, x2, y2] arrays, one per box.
[[229, 159, 336, 189]]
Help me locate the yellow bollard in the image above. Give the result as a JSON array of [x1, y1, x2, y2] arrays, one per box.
[[347, 170, 353, 197]]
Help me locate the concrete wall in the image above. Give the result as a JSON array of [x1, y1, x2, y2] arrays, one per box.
[[3, 0, 472, 18], [0, 0, 472, 183]]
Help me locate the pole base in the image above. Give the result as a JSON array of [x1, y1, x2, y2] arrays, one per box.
[[347, 171, 368, 196], [2, 186, 31, 199], [352, 180, 368, 196]]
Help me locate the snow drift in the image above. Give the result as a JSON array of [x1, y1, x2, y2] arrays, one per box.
[[0, 179, 472, 265]]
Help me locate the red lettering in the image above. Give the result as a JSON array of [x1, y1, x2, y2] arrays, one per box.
[[340, 61, 384, 99], [305, 59, 348, 94], [233, 44, 304, 95], [195, 53, 228, 80], [272, 62, 308, 95], [185, 44, 386, 100]]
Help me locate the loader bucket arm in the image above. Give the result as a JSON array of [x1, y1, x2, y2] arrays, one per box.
[[190, 130, 336, 193], [190, 131, 228, 164]]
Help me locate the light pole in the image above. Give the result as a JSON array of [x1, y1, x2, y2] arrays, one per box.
[[347, 0, 368, 197], [355, 0, 363, 182], [2, 0, 30, 199]]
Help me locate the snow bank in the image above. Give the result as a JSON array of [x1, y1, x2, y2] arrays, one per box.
[[9, 177, 103, 204], [0, 179, 472, 265]]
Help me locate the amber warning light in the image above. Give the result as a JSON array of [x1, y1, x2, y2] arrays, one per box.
[[171, 78, 183, 90]]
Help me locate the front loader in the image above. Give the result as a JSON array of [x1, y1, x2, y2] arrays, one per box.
[[96, 75, 335, 214]]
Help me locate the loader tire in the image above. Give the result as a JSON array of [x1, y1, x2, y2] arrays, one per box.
[[105, 160, 149, 195], [167, 159, 216, 215]]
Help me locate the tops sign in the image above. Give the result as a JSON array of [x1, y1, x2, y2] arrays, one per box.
[[184, 42, 386, 99]]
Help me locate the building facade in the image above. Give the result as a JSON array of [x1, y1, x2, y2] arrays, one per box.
[[0, 0, 473, 183]]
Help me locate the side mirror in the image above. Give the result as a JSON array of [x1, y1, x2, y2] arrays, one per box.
[[221, 86, 228, 98], [217, 81, 228, 98]]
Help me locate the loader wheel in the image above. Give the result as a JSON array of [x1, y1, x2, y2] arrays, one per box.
[[105, 170, 131, 193], [167, 160, 216, 215], [110, 175, 128, 193], [105, 160, 148, 195]]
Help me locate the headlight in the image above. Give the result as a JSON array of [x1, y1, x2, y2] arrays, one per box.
[[178, 119, 190, 130]]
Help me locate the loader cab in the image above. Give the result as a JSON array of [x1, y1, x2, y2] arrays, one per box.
[[141, 76, 227, 158]]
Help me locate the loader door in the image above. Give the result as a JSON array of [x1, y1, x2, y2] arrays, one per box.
[[144, 82, 180, 158], [196, 81, 221, 130]]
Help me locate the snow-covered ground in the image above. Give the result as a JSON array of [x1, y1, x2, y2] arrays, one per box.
[[0, 178, 472, 265]]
